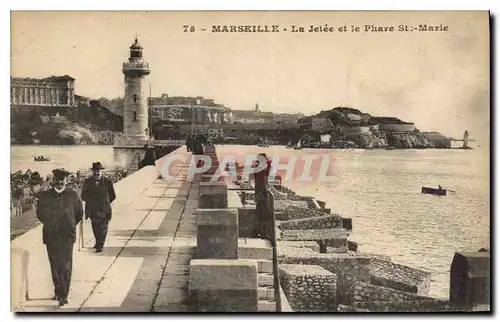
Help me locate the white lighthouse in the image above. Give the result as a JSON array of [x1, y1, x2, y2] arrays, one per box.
[[122, 37, 151, 143]]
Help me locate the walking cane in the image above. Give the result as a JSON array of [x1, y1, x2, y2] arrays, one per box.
[[78, 221, 84, 251]]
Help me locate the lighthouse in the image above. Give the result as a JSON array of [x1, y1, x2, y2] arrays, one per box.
[[122, 37, 151, 143]]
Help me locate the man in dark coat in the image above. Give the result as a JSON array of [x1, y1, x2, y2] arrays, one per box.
[[36, 168, 83, 306], [81, 162, 116, 253]]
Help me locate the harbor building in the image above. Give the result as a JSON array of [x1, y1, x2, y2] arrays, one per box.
[[10, 75, 76, 107]]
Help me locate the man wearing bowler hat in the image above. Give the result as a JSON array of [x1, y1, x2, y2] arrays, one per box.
[[81, 162, 116, 253], [36, 168, 83, 306]]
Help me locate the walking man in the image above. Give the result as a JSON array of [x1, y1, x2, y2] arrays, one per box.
[[36, 168, 83, 306], [81, 162, 116, 253]]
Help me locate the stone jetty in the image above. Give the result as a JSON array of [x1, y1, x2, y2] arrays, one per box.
[[10, 145, 490, 312]]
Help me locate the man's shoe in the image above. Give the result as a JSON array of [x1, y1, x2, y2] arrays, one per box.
[[96, 248, 102, 253], [58, 298, 68, 306]]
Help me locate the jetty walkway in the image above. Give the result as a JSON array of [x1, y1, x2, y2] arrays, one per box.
[[12, 148, 199, 312]]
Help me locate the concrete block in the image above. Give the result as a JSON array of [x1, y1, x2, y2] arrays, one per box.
[[196, 209, 238, 259], [238, 239, 272, 260], [344, 282, 434, 304], [278, 252, 372, 303], [279, 215, 343, 231], [450, 251, 490, 309], [281, 228, 347, 241], [370, 258, 431, 295], [237, 206, 256, 238], [279, 264, 337, 312], [188, 259, 258, 312], [11, 248, 29, 310], [199, 182, 228, 209], [341, 217, 353, 231], [352, 299, 457, 312]]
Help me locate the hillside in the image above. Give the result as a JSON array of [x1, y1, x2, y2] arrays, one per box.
[[11, 102, 123, 145]]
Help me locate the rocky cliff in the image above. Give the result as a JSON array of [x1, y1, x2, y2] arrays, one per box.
[[344, 132, 434, 149]]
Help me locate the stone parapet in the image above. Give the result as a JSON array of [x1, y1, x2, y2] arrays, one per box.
[[196, 209, 238, 259], [188, 259, 258, 312], [11, 248, 29, 310], [198, 182, 228, 209]]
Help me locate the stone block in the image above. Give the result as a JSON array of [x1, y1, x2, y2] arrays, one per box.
[[281, 228, 347, 241], [11, 248, 29, 310], [279, 264, 337, 312], [237, 206, 256, 238], [278, 252, 372, 303], [341, 217, 353, 231], [278, 215, 343, 231], [198, 182, 228, 209], [450, 251, 490, 309], [370, 258, 432, 295], [196, 209, 238, 259], [188, 259, 258, 312], [353, 299, 459, 312], [344, 282, 434, 304], [276, 205, 329, 221]]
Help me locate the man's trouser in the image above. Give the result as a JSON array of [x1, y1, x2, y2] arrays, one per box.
[[46, 242, 73, 299]]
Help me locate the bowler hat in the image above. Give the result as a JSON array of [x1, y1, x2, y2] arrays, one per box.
[[52, 168, 70, 180], [91, 162, 105, 170]]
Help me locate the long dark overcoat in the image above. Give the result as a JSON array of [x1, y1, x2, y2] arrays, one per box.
[[81, 176, 116, 221], [36, 189, 84, 244]]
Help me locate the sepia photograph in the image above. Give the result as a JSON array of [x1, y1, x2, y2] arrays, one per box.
[[9, 10, 490, 313]]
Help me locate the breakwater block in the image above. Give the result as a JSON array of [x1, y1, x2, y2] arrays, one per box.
[[188, 259, 258, 312], [450, 251, 490, 309], [196, 209, 238, 259], [348, 240, 359, 252], [278, 215, 343, 231], [276, 205, 328, 221], [199, 182, 228, 209], [279, 264, 337, 312], [281, 228, 347, 241], [352, 299, 459, 312], [341, 218, 352, 231], [337, 304, 370, 312], [344, 282, 434, 305], [279, 252, 372, 303], [237, 206, 256, 238], [370, 258, 431, 295], [11, 248, 29, 310]]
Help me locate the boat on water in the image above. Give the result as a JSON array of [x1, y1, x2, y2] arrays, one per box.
[[285, 140, 293, 148], [294, 139, 303, 150], [421, 186, 447, 196], [34, 156, 50, 162]]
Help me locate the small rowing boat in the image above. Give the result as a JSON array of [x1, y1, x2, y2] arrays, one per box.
[[421, 186, 447, 196]]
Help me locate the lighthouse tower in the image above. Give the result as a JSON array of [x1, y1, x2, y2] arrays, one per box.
[[122, 37, 151, 143]]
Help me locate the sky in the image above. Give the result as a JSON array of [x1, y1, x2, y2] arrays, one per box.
[[11, 11, 490, 140]]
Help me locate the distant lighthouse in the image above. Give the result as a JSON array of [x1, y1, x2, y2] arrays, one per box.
[[122, 37, 151, 142]]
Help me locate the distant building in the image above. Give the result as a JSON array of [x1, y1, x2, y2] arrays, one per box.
[[312, 118, 335, 133], [10, 75, 76, 107], [150, 94, 232, 124]]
